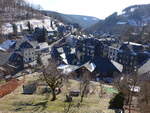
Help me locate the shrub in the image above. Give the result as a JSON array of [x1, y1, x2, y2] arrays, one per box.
[[109, 92, 125, 109]]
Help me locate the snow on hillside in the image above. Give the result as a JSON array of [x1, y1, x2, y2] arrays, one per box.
[[83, 17, 88, 20], [2, 16, 63, 35]]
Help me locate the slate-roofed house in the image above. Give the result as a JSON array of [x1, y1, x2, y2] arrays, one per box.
[[33, 27, 48, 43], [57, 55, 122, 81], [94, 39, 104, 57], [91, 56, 122, 77], [12, 40, 38, 68], [36, 42, 51, 66], [47, 30, 57, 44], [18, 41, 36, 65], [36, 42, 50, 56], [0, 51, 12, 66], [54, 44, 78, 65], [107, 46, 120, 61], [7, 52, 24, 74], [117, 42, 149, 73], [8, 52, 23, 68], [75, 38, 96, 64]]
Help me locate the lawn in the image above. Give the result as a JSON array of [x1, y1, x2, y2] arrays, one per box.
[[0, 79, 5, 85], [0, 73, 116, 113]]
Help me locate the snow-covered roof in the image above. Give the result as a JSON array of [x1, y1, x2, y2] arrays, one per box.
[[57, 64, 80, 74], [38, 42, 49, 50], [70, 48, 76, 54], [57, 47, 64, 53], [117, 21, 127, 25], [138, 59, 150, 75], [58, 61, 96, 74], [0, 40, 16, 51], [124, 42, 142, 46], [2, 18, 54, 34], [60, 53, 66, 59], [84, 62, 96, 72], [98, 38, 115, 41], [111, 60, 123, 72]]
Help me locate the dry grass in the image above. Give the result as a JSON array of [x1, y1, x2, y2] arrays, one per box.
[[0, 73, 116, 113]]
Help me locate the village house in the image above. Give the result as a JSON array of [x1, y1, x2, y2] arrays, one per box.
[[117, 42, 150, 73], [36, 42, 50, 56], [46, 30, 57, 44], [107, 46, 120, 61], [18, 41, 37, 66]]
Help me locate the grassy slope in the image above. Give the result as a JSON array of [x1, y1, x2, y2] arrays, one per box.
[[0, 73, 117, 113]]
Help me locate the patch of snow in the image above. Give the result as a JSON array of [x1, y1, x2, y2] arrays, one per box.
[[60, 53, 66, 59], [0, 47, 6, 52], [57, 64, 80, 74], [130, 7, 136, 12], [124, 42, 142, 46], [71, 48, 76, 54], [117, 21, 127, 25], [111, 60, 123, 72], [84, 62, 96, 72], [38, 42, 49, 50], [2, 17, 55, 34], [63, 59, 68, 64], [57, 47, 64, 53], [138, 59, 150, 75], [83, 17, 88, 20], [0, 40, 16, 51], [127, 20, 138, 26]]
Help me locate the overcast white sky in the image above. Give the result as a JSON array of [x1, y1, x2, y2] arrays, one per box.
[[26, 0, 150, 19]]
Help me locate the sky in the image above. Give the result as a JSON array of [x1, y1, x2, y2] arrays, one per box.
[[26, 0, 150, 19]]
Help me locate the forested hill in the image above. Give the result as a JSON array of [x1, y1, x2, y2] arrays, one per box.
[[86, 4, 150, 44], [42, 10, 100, 29]]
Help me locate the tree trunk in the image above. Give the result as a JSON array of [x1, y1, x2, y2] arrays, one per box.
[[80, 94, 84, 103], [51, 89, 56, 101], [128, 93, 132, 113], [80, 84, 87, 103]]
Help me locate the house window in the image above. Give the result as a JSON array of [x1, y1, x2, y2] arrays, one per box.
[[29, 58, 31, 61], [25, 58, 28, 62]]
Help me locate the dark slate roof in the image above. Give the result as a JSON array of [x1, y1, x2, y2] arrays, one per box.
[[120, 44, 133, 52], [0, 51, 12, 66], [65, 54, 77, 65], [51, 46, 60, 60], [91, 56, 119, 74], [137, 52, 150, 65], [120, 43, 144, 53], [8, 52, 23, 67], [19, 41, 33, 49]]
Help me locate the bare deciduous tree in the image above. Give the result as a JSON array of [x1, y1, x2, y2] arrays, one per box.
[[138, 72, 150, 113], [99, 81, 105, 98], [42, 59, 63, 101], [113, 71, 139, 113], [79, 69, 91, 103], [63, 102, 77, 113]]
